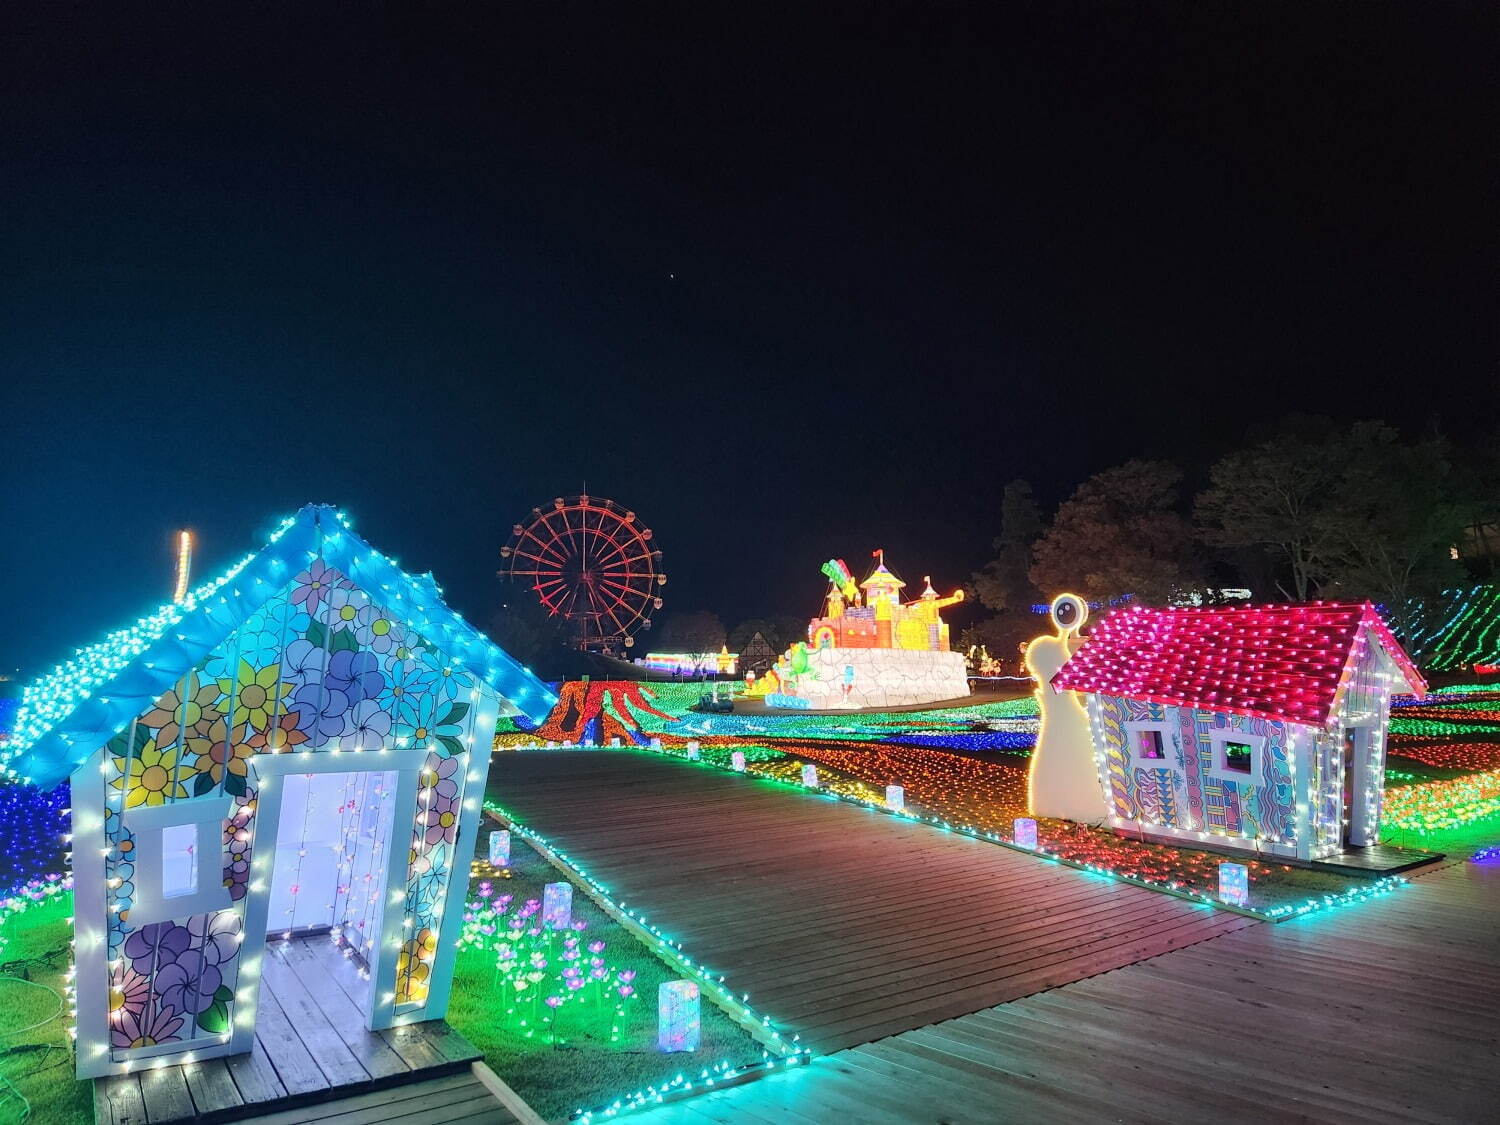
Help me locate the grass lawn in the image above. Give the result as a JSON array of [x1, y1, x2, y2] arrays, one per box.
[[0, 888, 92, 1125], [446, 827, 774, 1122]]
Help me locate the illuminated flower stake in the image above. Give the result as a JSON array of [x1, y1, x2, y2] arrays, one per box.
[[488, 829, 511, 867], [885, 784, 904, 811], [1013, 817, 1038, 849], [1219, 861, 1249, 907], [542, 882, 573, 929], [801, 763, 818, 787], [657, 980, 700, 1052]]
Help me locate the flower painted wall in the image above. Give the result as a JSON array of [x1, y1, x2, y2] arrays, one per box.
[[97, 559, 489, 1059], [1094, 696, 1296, 849]]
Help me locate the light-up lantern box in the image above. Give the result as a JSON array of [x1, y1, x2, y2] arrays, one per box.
[[1013, 817, 1038, 849], [658, 980, 701, 1052], [488, 829, 511, 867], [1219, 862, 1249, 907], [686, 741, 700, 760], [542, 881, 573, 929], [886, 784, 904, 811], [801, 764, 818, 787], [731, 751, 746, 772]]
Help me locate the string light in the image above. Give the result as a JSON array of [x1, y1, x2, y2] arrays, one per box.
[[481, 802, 809, 1123]]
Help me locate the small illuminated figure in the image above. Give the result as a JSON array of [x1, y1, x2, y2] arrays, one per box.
[[841, 663, 855, 701], [1027, 593, 1109, 823]]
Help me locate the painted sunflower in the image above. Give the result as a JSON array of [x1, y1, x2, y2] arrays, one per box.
[[111, 740, 194, 807], [218, 660, 291, 730], [141, 671, 223, 746]]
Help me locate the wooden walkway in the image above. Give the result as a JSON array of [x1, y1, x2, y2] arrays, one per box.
[[488, 751, 1255, 1053], [95, 936, 482, 1124], [247, 1069, 514, 1125], [627, 858, 1500, 1124]]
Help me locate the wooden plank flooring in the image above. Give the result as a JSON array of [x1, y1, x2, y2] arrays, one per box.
[[94, 935, 481, 1125], [488, 751, 1256, 1054], [626, 858, 1500, 1124], [249, 1069, 514, 1125]]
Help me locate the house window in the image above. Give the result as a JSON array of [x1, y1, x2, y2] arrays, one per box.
[[123, 796, 233, 927], [1207, 730, 1267, 788], [1136, 730, 1166, 759], [1222, 740, 1254, 775], [161, 822, 198, 899]]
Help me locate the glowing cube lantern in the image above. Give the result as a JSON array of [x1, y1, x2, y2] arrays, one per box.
[[1013, 818, 1038, 849], [610, 737, 621, 748], [686, 741, 700, 760], [731, 751, 746, 772], [801, 764, 818, 787], [542, 882, 573, 929], [488, 829, 511, 867], [885, 785, 904, 811], [1219, 862, 1249, 908], [658, 980, 701, 1052]]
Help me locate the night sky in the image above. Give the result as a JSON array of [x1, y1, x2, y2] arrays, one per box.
[[2, 4, 1494, 672]]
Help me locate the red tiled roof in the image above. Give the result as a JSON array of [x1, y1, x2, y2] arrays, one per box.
[[1051, 601, 1426, 726]]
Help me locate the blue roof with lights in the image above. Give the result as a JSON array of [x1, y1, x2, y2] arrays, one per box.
[[9, 504, 557, 790]]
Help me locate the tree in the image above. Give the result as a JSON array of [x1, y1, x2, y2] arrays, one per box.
[[656, 611, 726, 653], [1196, 418, 1475, 613], [970, 480, 1043, 613], [966, 479, 1045, 660], [1195, 419, 1351, 600], [1320, 429, 1472, 630], [1030, 460, 1201, 604], [489, 595, 575, 678]]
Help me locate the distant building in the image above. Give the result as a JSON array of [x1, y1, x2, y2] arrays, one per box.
[[738, 631, 777, 675]]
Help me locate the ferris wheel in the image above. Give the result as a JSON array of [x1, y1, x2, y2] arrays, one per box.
[[499, 495, 666, 651]]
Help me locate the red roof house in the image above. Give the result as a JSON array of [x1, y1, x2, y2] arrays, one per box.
[[1052, 602, 1425, 861]]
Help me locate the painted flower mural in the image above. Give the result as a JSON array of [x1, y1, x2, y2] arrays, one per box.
[[112, 739, 198, 807], [320, 586, 371, 635], [355, 603, 405, 654], [342, 698, 393, 752], [291, 558, 351, 616], [96, 556, 497, 1063], [141, 672, 223, 747], [326, 650, 385, 703], [248, 710, 309, 754], [217, 661, 292, 730], [183, 717, 257, 794], [111, 1002, 186, 1050]]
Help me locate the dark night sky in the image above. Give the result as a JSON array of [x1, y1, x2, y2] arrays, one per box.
[[1, 3, 1494, 672]]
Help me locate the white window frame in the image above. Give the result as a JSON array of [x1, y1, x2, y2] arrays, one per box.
[[1123, 721, 1179, 772], [1207, 729, 1266, 788], [125, 795, 234, 927]]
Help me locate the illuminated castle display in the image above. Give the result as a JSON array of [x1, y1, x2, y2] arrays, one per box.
[[749, 552, 971, 711]]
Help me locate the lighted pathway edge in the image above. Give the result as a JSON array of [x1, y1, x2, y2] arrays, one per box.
[[502, 740, 1406, 922], [482, 803, 810, 1123]]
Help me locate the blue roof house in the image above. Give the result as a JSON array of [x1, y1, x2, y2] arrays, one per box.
[[8, 505, 554, 1080]]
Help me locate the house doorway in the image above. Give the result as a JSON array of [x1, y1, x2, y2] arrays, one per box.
[[265, 769, 399, 1017], [1341, 726, 1374, 847]]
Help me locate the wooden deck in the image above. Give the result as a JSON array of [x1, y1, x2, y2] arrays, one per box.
[[247, 1069, 514, 1124], [487, 750, 1255, 1054], [94, 936, 481, 1125], [625, 858, 1500, 1124]]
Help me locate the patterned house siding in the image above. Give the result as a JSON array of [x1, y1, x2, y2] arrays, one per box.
[[99, 561, 486, 1057], [1097, 695, 1294, 847], [1309, 639, 1396, 856]]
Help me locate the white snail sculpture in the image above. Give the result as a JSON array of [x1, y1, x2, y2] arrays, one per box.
[[1026, 593, 1110, 824]]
